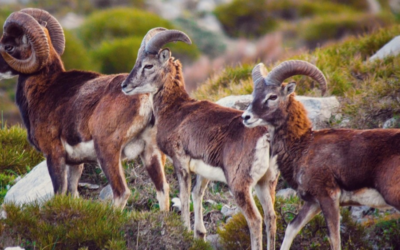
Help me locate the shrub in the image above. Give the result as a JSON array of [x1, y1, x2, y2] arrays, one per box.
[[174, 17, 226, 58], [0, 195, 212, 249], [78, 8, 200, 74], [78, 8, 174, 48], [217, 196, 371, 249], [62, 29, 99, 71], [292, 12, 395, 48], [0, 125, 43, 174], [214, 0, 358, 38], [92, 36, 199, 74]]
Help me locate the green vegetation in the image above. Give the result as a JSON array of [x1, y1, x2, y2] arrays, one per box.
[[217, 196, 400, 249], [62, 29, 99, 71], [193, 25, 400, 128], [214, 0, 367, 38], [77, 8, 199, 73], [0, 125, 43, 203], [78, 8, 174, 48], [0, 195, 211, 249], [284, 12, 395, 48]]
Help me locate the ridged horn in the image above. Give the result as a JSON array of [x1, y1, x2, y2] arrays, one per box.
[[145, 29, 191, 54], [264, 60, 327, 96], [136, 27, 167, 62], [0, 11, 49, 74], [20, 8, 65, 55], [252, 63, 268, 86]]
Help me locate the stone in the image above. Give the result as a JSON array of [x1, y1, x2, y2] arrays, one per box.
[[276, 188, 297, 200], [217, 95, 340, 129], [221, 204, 239, 217], [369, 36, 400, 61], [5, 247, 25, 250], [171, 197, 182, 211], [383, 117, 398, 128], [98, 184, 113, 201], [4, 161, 54, 205], [206, 234, 223, 249], [78, 182, 100, 190]]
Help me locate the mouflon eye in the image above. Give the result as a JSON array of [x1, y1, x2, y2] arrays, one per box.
[[269, 95, 278, 101], [144, 65, 153, 70], [5, 45, 14, 53]]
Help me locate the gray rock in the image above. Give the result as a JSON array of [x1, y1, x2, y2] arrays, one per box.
[[98, 184, 113, 201], [217, 95, 340, 129], [4, 161, 54, 205], [78, 182, 100, 190], [383, 117, 398, 128], [276, 188, 297, 200], [369, 36, 400, 61], [206, 234, 223, 249], [350, 206, 374, 223], [221, 204, 239, 217]]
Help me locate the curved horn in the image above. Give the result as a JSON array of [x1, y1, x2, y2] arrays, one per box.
[[136, 27, 167, 62], [20, 8, 65, 55], [0, 11, 49, 74], [252, 63, 268, 86], [264, 60, 327, 96], [145, 29, 192, 54]]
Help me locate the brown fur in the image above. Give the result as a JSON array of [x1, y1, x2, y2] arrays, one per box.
[[1, 26, 169, 210], [123, 54, 277, 249], [247, 80, 400, 250]]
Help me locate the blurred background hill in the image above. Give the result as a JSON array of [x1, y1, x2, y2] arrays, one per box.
[[0, 0, 399, 127]]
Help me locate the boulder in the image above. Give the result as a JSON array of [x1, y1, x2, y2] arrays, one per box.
[[98, 184, 113, 201], [369, 36, 400, 61], [217, 95, 340, 129], [4, 161, 54, 205], [276, 188, 297, 200]]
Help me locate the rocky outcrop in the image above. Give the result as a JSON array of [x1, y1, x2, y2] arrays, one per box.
[[217, 95, 341, 129]]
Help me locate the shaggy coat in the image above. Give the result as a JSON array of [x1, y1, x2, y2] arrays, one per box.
[[243, 60, 400, 250], [122, 34, 277, 249], [0, 10, 169, 210]]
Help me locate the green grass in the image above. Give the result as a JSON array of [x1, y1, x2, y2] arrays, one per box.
[[0, 195, 211, 250], [0, 124, 43, 203], [0, 195, 212, 249], [0, 125, 43, 174], [217, 196, 400, 250]]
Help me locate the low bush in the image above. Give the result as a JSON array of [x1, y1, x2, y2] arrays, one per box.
[[78, 8, 174, 48], [214, 0, 358, 38], [62, 29, 99, 71], [92, 36, 199, 74], [0, 195, 211, 250], [217, 196, 375, 249]]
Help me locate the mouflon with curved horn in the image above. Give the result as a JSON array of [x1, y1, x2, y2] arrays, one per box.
[[244, 60, 400, 250], [0, 9, 170, 211], [122, 28, 277, 250]]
